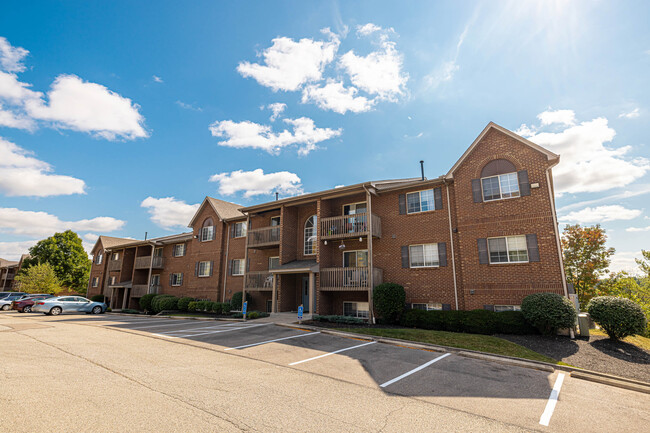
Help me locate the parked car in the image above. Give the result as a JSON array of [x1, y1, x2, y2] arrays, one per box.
[[0, 292, 27, 310], [32, 296, 107, 315], [11, 294, 54, 313]]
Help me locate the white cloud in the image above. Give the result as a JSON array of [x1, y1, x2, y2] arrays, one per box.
[[423, 60, 459, 90], [0, 70, 41, 104], [0, 137, 86, 197], [609, 251, 643, 274], [626, 226, 650, 232], [0, 104, 34, 129], [140, 197, 200, 230], [209, 117, 341, 156], [266, 102, 286, 121], [152, 75, 163, 83], [560, 205, 642, 224], [209, 169, 303, 198], [356, 23, 382, 37], [0, 207, 125, 238], [557, 184, 650, 213], [0, 240, 37, 261], [83, 233, 100, 242], [519, 112, 650, 194], [176, 100, 202, 111], [237, 29, 340, 92], [0, 37, 29, 73], [301, 80, 374, 114], [537, 109, 576, 126], [618, 108, 640, 119]]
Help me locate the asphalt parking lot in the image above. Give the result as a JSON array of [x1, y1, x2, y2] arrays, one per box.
[[1, 312, 649, 432]]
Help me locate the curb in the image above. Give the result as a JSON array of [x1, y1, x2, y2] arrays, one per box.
[[106, 312, 243, 322], [279, 323, 650, 394]]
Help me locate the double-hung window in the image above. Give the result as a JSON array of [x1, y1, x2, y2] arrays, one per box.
[[95, 251, 103, 265], [494, 305, 521, 312], [233, 222, 247, 238], [409, 244, 440, 268], [481, 173, 520, 201], [173, 244, 186, 257], [411, 303, 442, 311], [113, 252, 120, 261], [150, 274, 160, 286], [198, 261, 211, 277], [91, 277, 99, 287], [343, 302, 369, 319], [406, 189, 435, 214], [171, 273, 183, 286], [109, 276, 116, 285], [270, 216, 281, 226], [488, 236, 528, 263], [201, 225, 214, 241], [231, 259, 244, 276], [268, 256, 280, 270]]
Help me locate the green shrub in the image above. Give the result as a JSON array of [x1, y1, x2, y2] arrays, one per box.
[[312, 314, 365, 325], [151, 295, 178, 314], [399, 309, 537, 335], [221, 303, 231, 315], [121, 309, 139, 314], [90, 295, 106, 303], [194, 300, 210, 312], [247, 311, 260, 320], [139, 293, 157, 313], [230, 292, 252, 310], [177, 297, 194, 312], [373, 283, 406, 324], [187, 301, 198, 312], [521, 293, 577, 335], [587, 296, 647, 340], [493, 310, 538, 335]]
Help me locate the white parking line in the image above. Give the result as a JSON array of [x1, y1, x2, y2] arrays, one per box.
[[224, 331, 321, 351], [380, 353, 451, 388], [539, 373, 565, 427], [153, 323, 248, 334], [289, 341, 377, 366], [155, 323, 270, 339]]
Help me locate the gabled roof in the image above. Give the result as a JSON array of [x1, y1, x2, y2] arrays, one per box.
[[0, 258, 19, 269], [188, 197, 245, 226], [445, 122, 559, 179], [90, 236, 140, 255]]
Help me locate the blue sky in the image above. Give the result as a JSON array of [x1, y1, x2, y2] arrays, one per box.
[[0, 0, 649, 274]]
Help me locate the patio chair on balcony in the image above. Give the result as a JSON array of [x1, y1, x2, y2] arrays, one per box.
[[263, 275, 273, 289]]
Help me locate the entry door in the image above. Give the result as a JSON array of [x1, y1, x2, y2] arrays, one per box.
[[302, 276, 309, 313]]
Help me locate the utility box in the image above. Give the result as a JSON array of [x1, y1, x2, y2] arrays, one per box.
[[578, 313, 590, 338]]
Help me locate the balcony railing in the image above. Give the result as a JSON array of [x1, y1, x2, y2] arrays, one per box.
[[320, 213, 381, 240], [134, 256, 164, 269], [131, 284, 149, 298], [149, 284, 160, 295], [244, 271, 274, 291], [108, 260, 122, 271], [247, 226, 281, 248], [319, 267, 383, 291]]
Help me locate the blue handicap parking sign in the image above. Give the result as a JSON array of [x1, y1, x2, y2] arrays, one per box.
[[298, 305, 303, 320], [242, 301, 248, 315]]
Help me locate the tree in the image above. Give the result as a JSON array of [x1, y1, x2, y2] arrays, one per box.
[[561, 224, 615, 306], [598, 270, 650, 336], [636, 250, 650, 279], [14, 263, 61, 294], [21, 230, 91, 293]]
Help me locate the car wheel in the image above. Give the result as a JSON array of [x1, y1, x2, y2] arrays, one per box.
[[91, 306, 102, 314], [50, 307, 62, 316], [1, 305, 9, 311], [23, 306, 32, 313]]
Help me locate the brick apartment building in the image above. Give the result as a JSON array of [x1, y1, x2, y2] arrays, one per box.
[[87, 122, 568, 319], [0, 255, 29, 290]]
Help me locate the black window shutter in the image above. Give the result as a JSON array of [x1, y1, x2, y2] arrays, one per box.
[[442, 304, 451, 311], [483, 305, 495, 312], [398, 194, 406, 215], [401, 246, 409, 268], [526, 234, 540, 262], [472, 179, 483, 203], [518, 170, 531, 196], [228, 260, 233, 276], [210, 260, 214, 276], [434, 187, 443, 210], [438, 242, 447, 267], [477, 238, 488, 264], [194, 262, 198, 276]]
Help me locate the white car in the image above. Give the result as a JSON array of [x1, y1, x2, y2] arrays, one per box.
[[0, 292, 27, 311]]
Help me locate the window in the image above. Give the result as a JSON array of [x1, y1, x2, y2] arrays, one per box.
[[481, 172, 520, 201], [343, 202, 367, 215], [91, 277, 99, 287], [406, 189, 435, 214], [150, 274, 160, 286], [113, 252, 120, 261], [304, 215, 317, 255], [495, 305, 521, 312], [268, 256, 280, 270], [488, 236, 528, 263], [173, 244, 186, 257], [171, 273, 183, 286], [231, 259, 244, 276], [201, 218, 215, 241], [154, 247, 163, 257], [343, 250, 368, 268], [95, 251, 103, 265], [109, 276, 116, 285], [412, 303, 442, 311], [198, 261, 211, 277], [409, 244, 439, 268], [343, 302, 369, 319], [233, 222, 247, 238], [270, 216, 281, 226]]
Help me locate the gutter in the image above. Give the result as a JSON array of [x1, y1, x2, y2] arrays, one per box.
[[545, 161, 569, 298], [443, 179, 460, 310]]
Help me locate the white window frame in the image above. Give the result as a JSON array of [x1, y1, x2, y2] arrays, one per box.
[[342, 201, 367, 215], [481, 172, 520, 202], [342, 249, 368, 268], [304, 215, 317, 256], [487, 235, 529, 264], [95, 251, 103, 265], [109, 276, 116, 285], [406, 189, 435, 214], [171, 273, 183, 286], [151, 274, 160, 286], [198, 261, 211, 277], [91, 277, 99, 287], [411, 303, 442, 311], [154, 247, 163, 257], [268, 256, 280, 270], [201, 225, 215, 242], [494, 305, 521, 312], [113, 252, 120, 261], [232, 259, 245, 276], [173, 244, 186, 257], [233, 222, 247, 238], [409, 243, 440, 268], [270, 216, 281, 226], [343, 301, 369, 319]]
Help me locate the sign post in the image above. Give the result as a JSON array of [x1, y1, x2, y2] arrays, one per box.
[[242, 301, 248, 322], [297, 304, 303, 324]]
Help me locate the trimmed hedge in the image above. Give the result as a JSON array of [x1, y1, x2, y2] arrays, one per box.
[[587, 296, 647, 340], [373, 283, 406, 324], [230, 291, 251, 310], [312, 314, 365, 325], [90, 295, 106, 303], [151, 295, 178, 313], [399, 309, 537, 335], [521, 293, 576, 335], [177, 297, 194, 312], [139, 293, 157, 313]]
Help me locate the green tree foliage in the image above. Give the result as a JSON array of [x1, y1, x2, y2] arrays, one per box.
[[14, 262, 61, 294], [598, 271, 650, 336], [21, 230, 91, 293], [636, 249, 650, 279], [561, 224, 615, 305]]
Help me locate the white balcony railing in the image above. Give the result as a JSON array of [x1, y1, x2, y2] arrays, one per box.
[[319, 267, 383, 291], [320, 213, 381, 240]]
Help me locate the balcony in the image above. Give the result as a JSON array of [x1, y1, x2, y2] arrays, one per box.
[[244, 271, 274, 291], [320, 213, 381, 241], [319, 267, 383, 291], [247, 226, 281, 249], [131, 284, 149, 297], [134, 256, 164, 270], [108, 260, 122, 271]]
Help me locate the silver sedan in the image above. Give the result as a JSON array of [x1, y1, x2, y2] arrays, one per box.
[[32, 296, 107, 316]]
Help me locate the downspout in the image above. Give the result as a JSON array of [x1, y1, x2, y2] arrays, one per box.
[[222, 222, 231, 303], [444, 179, 460, 311], [546, 163, 569, 298], [363, 185, 375, 324], [242, 215, 250, 318], [146, 243, 155, 294]]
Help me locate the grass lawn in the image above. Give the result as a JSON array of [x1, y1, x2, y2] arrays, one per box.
[[590, 329, 650, 351], [338, 327, 567, 365]]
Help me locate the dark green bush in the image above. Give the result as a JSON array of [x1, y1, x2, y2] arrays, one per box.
[[194, 300, 210, 312], [90, 295, 106, 303], [373, 283, 406, 324], [230, 292, 251, 310], [399, 309, 537, 335], [247, 311, 260, 319], [521, 293, 577, 335], [187, 301, 198, 312], [177, 297, 194, 312], [139, 293, 157, 312], [587, 296, 647, 340], [493, 310, 538, 335], [151, 295, 178, 313], [312, 314, 365, 325], [220, 303, 231, 315]]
